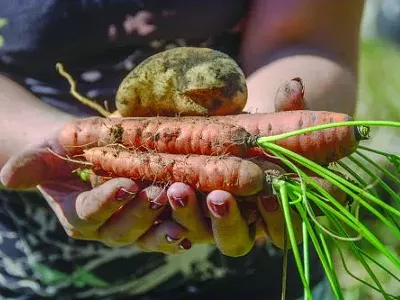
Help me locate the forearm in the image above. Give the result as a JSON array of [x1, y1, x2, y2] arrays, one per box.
[[244, 47, 358, 115], [240, 0, 364, 115], [0, 74, 75, 167]]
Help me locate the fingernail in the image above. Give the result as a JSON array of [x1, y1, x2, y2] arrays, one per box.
[[261, 195, 279, 212], [209, 200, 229, 217], [179, 239, 192, 250], [170, 195, 188, 208], [165, 234, 181, 243], [115, 187, 136, 201]]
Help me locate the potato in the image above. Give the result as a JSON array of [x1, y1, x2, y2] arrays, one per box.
[[115, 47, 248, 117]]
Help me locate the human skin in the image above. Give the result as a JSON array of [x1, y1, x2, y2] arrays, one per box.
[[0, 0, 364, 256]]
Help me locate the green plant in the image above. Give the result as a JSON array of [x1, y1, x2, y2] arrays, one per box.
[[256, 120, 400, 300]]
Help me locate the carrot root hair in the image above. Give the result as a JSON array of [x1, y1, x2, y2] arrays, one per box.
[[55, 63, 111, 117]]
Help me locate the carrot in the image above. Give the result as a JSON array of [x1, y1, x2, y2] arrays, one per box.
[[59, 110, 364, 165], [59, 116, 254, 157], [215, 110, 362, 164], [274, 77, 307, 112], [83, 146, 266, 196]]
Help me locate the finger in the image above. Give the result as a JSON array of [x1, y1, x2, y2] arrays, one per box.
[[274, 77, 307, 112], [258, 194, 303, 249], [135, 220, 191, 255], [75, 178, 140, 228], [38, 178, 139, 240], [206, 190, 254, 257], [0, 139, 75, 189], [167, 183, 212, 243], [99, 185, 168, 246]]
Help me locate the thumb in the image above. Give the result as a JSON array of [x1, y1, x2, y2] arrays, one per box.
[[1, 140, 76, 190]]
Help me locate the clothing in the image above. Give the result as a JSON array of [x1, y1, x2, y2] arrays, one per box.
[[0, 1, 326, 299]]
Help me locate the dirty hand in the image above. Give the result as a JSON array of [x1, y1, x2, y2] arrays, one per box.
[[0, 129, 194, 252]]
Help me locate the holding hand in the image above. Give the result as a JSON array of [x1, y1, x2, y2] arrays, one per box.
[[0, 131, 283, 256], [0, 77, 305, 257]]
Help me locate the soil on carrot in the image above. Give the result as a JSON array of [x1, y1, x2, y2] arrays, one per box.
[[109, 124, 124, 144]]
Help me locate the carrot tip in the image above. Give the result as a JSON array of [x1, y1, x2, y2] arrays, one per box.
[[355, 125, 370, 141]]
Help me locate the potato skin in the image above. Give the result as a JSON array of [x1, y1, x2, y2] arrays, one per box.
[[115, 47, 248, 117]]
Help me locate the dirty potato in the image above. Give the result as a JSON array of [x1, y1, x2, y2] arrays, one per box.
[[115, 47, 248, 117]]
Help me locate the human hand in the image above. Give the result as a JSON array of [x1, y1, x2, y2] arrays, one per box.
[[0, 128, 198, 253], [0, 77, 304, 257], [84, 78, 306, 256], [0, 118, 279, 257], [0, 130, 272, 256]]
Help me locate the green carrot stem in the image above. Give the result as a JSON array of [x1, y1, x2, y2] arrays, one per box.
[[355, 150, 400, 188], [285, 182, 361, 241], [358, 247, 400, 283], [331, 237, 393, 299], [285, 180, 389, 257], [271, 146, 400, 243], [358, 145, 399, 158], [262, 142, 400, 220], [349, 154, 400, 203], [303, 222, 310, 299], [325, 210, 391, 297], [304, 191, 400, 270], [318, 230, 334, 269], [256, 120, 400, 144], [293, 202, 343, 300], [276, 181, 312, 296], [281, 231, 288, 300], [336, 160, 377, 196]]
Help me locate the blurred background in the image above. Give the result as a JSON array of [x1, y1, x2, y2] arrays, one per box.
[[334, 0, 400, 299]]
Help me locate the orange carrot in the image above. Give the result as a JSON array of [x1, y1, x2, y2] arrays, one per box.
[[215, 110, 362, 164], [59, 110, 363, 165], [59, 117, 254, 157], [84, 146, 266, 196]]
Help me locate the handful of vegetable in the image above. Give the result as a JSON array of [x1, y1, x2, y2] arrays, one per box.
[[56, 47, 365, 229], [56, 47, 400, 299]]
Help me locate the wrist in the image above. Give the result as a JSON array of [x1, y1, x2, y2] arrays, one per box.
[[0, 75, 77, 167], [0, 111, 76, 169]]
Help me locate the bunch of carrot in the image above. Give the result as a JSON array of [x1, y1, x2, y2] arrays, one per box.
[[60, 109, 364, 197], [55, 48, 367, 244]]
